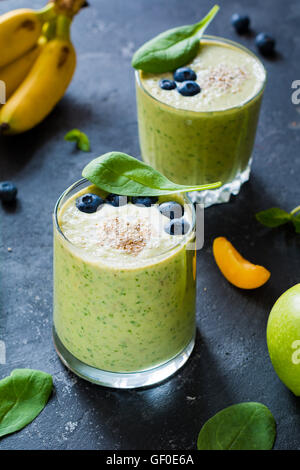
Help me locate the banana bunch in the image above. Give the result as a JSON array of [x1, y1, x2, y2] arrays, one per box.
[[0, 1, 84, 134]]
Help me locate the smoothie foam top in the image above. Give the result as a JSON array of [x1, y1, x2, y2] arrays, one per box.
[[58, 187, 193, 266], [140, 39, 266, 112]]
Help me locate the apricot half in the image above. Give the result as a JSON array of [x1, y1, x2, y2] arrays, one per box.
[[213, 237, 270, 289]]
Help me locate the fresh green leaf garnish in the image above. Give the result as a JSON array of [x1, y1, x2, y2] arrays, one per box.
[[0, 369, 53, 438], [132, 5, 219, 73], [292, 214, 300, 233], [197, 402, 276, 450], [255, 208, 292, 228], [65, 129, 90, 152], [82, 152, 221, 196], [256, 205, 300, 233]]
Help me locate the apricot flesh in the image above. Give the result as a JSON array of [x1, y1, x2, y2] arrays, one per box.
[[213, 237, 270, 289]]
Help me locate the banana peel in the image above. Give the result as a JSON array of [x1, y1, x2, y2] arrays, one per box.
[[0, 18, 76, 134], [52, 0, 88, 17], [0, 43, 42, 100], [0, 4, 56, 68], [0, 2, 86, 134]]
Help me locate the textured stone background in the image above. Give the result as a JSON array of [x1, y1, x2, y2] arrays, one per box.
[[0, 0, 299, 450]]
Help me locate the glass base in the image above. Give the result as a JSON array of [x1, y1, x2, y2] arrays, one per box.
[[53, 328, 195, 389], [189, 159, 252, 208]]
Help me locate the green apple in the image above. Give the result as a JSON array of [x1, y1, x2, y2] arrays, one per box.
[[267, 284, 300, 395]]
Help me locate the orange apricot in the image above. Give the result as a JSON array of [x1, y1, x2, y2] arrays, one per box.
[[212, 236, 270, 289]]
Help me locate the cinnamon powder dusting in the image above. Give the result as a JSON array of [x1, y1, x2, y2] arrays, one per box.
[[199, 63, 248, 94], [99, 216, 152, 255]]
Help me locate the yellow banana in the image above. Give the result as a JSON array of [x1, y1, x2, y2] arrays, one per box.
[[0, 3, 55, 68], [54, 0, 87, 17], [42, 18, 58, 41], [0, 19, 58, 101], [0, 19, 59, 100], [0, 42, 43, 100], [0, 16, 76, 134]]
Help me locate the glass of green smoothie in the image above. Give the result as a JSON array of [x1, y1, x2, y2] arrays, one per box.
[[135, 36, 266, 207], [53, 179, 196, 388]]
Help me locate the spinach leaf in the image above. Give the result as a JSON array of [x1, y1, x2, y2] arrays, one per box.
[[0, 369, 53, 438], [82, 152, 221, 196], [132, 5, 219, 73], [255, 207, 292, 228], [197, 402, 276, 450], [256, 205, 300, 234], [292, 213, 300, 233], [65, 129, 90, 152]]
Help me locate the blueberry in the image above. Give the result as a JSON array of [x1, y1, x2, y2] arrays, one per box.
[[76, 193, 104, 213], [231, 14, 250, 34], [0, 181, 17, 203], [173, 67, 197, 82], [177, 81, 201, 97], [106, 193, 129, 207], [255, 33, 276, 56], [159, 79, 177, 90], [159, 201, 184, 220], [164, 218, 190, 236], [131, 196, 158, 207]]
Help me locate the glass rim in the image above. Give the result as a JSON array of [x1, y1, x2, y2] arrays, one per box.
[[135, 34, 267, 115], [53, 178, 196, 266]]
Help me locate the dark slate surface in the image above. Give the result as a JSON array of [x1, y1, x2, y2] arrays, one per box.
[[0, 0, 299, 450]]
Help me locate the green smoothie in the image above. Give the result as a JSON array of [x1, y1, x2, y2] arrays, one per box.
[[136, 36, 266, 203], [53, 182, 196, 374]]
